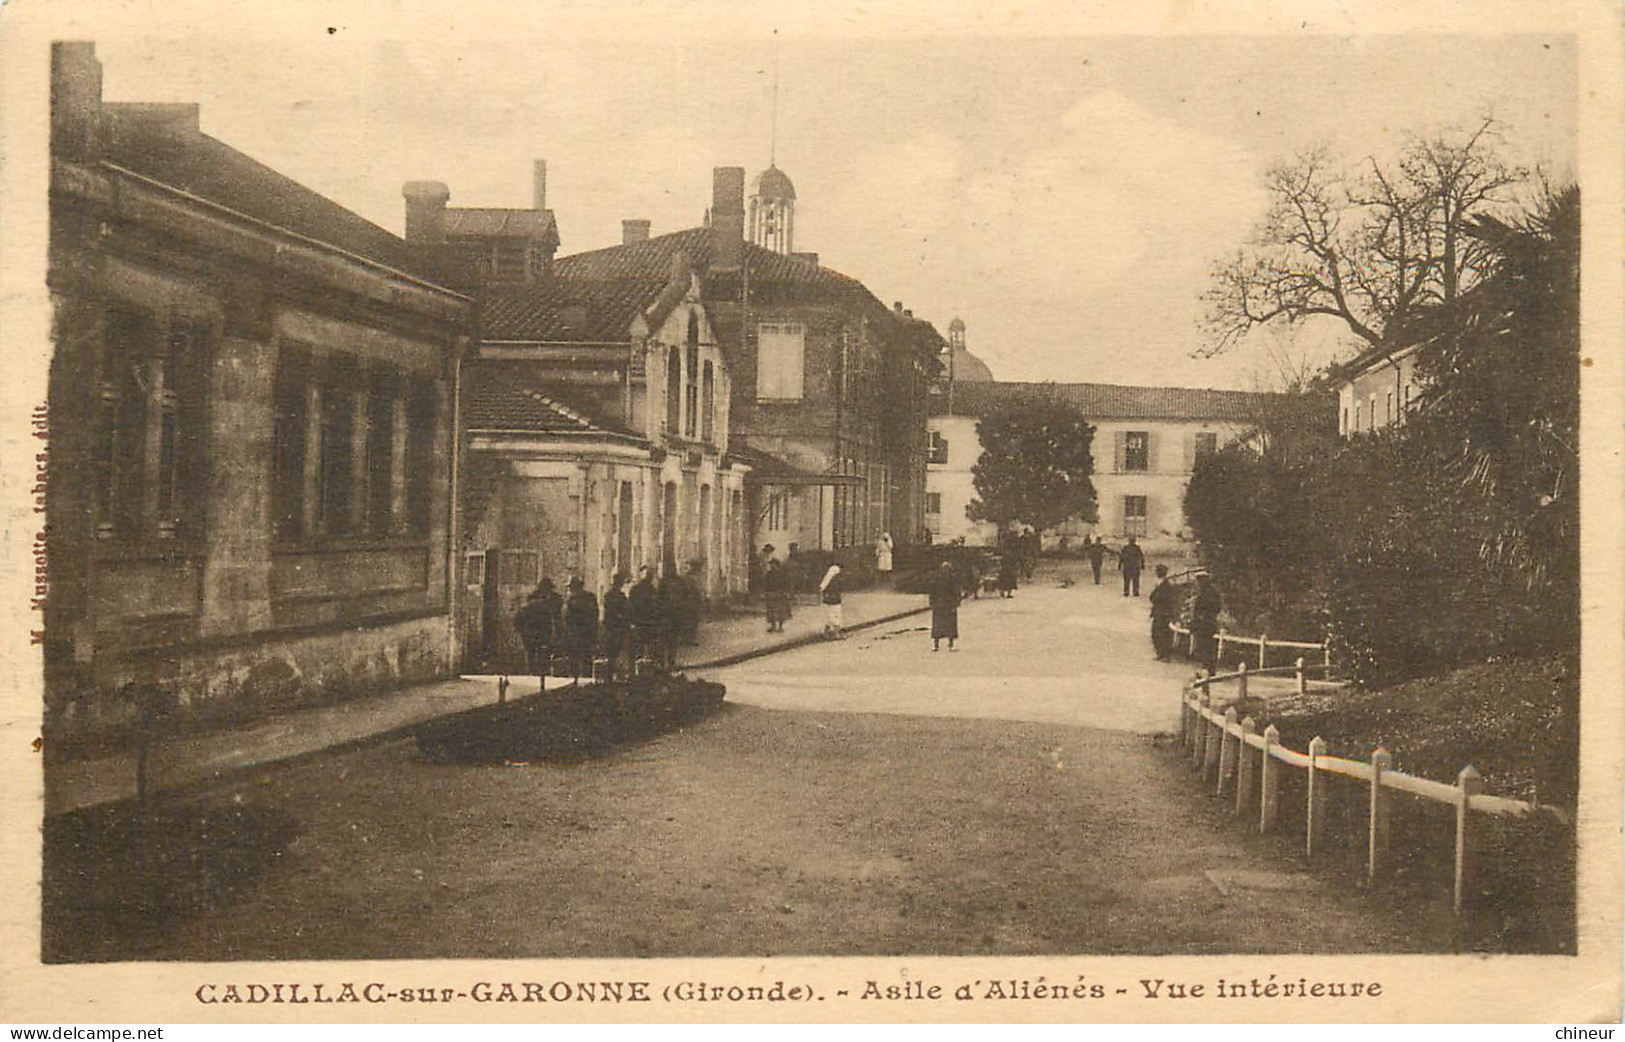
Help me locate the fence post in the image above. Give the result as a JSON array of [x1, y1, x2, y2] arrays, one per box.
[[1236, 716, 1256, 817], [1203, 698, 1222, 782], [1217, 629, 1228, 665], [1259, 634, 1268, 669], [1368, 747, 1391, 885], [1260, 725, 1280, 833], [1236, 661, 1249, 703], [1454, 765, 1483, 918], [1192, 691, 1211, 769], [1305, 735, 1328, 856], [1217, 707, 1238, 795], [1323, 636, 1332, 670]]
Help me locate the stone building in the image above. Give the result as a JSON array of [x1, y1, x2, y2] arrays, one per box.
[[1332, 341, 1424, 437], [45, 44, 472, 742], [927, 380, 1297, 554], [554, 167, 942, 577]]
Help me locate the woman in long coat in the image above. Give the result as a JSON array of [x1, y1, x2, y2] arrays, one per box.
[[762, 558, 792, 633], [928, 561, 961, 652]]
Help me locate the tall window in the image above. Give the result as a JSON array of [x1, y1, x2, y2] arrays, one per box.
[[1386, 391, 1394, 426], [94, 307, 205, 542], [1341, 407, 1349, 435], [684, 313, 700, 438], [701, 361, 715, 443], [1354, 402, 1363, 432], [925, 492, 942, 515], [1194, 431, 1218, 462], [927, 430, 949, 465], [665, 346, 681, 435], [1123, 495, 1148, 537], [1118, 430, 1150, 472], [272, 349, 434, 541], [757, 322, 805, 400]]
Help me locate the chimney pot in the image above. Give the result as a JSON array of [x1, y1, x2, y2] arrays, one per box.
[[622, 219, 651, 245], [402, 180, 450, 243], [710, 166, 746, 269]]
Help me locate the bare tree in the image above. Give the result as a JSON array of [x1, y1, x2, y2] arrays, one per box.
[[1202, 116, 1523, 356]]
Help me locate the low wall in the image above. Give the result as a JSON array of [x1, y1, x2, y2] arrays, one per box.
[[47, 611, 452, 753]]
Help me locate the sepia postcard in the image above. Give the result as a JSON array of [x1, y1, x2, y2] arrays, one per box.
[[0, 0, 1620, 1025]]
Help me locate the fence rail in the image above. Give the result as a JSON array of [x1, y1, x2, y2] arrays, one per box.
[[1170, 622, 1331, 669], [1177, 674, 1571, 921]]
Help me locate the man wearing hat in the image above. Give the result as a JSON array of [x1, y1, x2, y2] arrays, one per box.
[[514, 578, 560, 690], [601, 572, 631, 680], [1148, 564, 1178, 661], [1189, 570, 1222, 669]]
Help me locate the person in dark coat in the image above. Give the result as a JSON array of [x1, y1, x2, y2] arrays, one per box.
[[1189, 570, 1223, 669], [995, 549, 1019, 598], [1119, 536, 1146, 597], [1084, 536, 1107, 585], [928, 561, 961, 652], [601, 572, 630, 680], [628, 566, 659, 671], [513, 579, 560, 690], [1148, 564, 1177, 661], [656, 570, 682, 669], [762, 557, 792, 633], [563, 576, 599, 683], [677, 560, 704, 646]]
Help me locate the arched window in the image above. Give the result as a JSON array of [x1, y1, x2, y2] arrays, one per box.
[[702, 360, 715, 443], [684, 314, 700, 439], [666, 346, 681, 434]]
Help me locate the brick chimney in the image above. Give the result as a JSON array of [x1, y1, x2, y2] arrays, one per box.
[[622, 219, 651, 244], [710, 166, 745, 270], [402, 181, 450, 243], [533, 159, 547, 212], [51, 42, 104, 162]]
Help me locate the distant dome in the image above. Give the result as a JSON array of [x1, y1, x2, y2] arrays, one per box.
[[753, 165, 796, 201], [948, 346, 995, 383]]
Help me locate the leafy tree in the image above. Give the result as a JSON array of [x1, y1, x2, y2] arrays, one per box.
[[1203, 117, 1523, 355], [967, 392, 1097, 533]]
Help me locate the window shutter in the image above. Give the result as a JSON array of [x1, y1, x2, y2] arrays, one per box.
[[1184, 431, 1195, 474], [1143, 430, 1154, 473], [1113, 430, 1126, 473]]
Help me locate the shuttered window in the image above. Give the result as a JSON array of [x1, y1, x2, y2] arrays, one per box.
[[757, 322, 805, 400]]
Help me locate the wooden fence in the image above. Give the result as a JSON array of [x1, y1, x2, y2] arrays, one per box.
[[1178, 665, 1571, 920], [1169, 622, 1330, 669]]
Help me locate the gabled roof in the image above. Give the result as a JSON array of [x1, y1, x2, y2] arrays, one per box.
[[725, 442, 865, 486], [445, 207, 558, 242], [99, 104, 433, 280], [463, 364, 642, 440], [479, 279, 669, 343], [555, 227, 870, 295], [932, 381, 1293, 423]]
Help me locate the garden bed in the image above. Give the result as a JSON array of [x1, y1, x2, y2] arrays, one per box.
[[414, 674, 727, 764]]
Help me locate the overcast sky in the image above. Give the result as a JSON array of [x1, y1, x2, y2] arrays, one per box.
[[94, 31, 1576, 390]]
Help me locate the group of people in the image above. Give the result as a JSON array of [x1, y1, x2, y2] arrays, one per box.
[[1081, 535, 1146, 596], [512, 563, 705, 687], [1147, 566, 1223, 666]]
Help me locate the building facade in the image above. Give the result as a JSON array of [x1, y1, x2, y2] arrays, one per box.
[[1333, 342, 1424, 437], [45, 44, 471, 742], [927, 382, 1299, 554], [553, 167, 941, 577]]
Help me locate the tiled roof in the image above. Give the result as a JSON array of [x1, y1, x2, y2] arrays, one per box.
[[932, 381, 1299, 423], [463, 365, 641, 439], [100, 105, 434, 280], [445, 207, 557, 240], [479, 279, 662, 342], [554, 227, 871, 295]]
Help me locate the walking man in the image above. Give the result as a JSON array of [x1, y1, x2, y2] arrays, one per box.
[[563, 576, 599, 683], [1119, 535, 1145, 597], [762, 557, 792, 633], [928, 561, 961, 652], [1148, 564, 1177, 661], [1084, 536, 1106, 585], [601, 572, 630, 679], [818, 563, 845, 640]]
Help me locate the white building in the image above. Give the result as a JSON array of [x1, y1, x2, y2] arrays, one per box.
[[927, 380, 1304, 555], [1333, 342, 1424, 437]]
